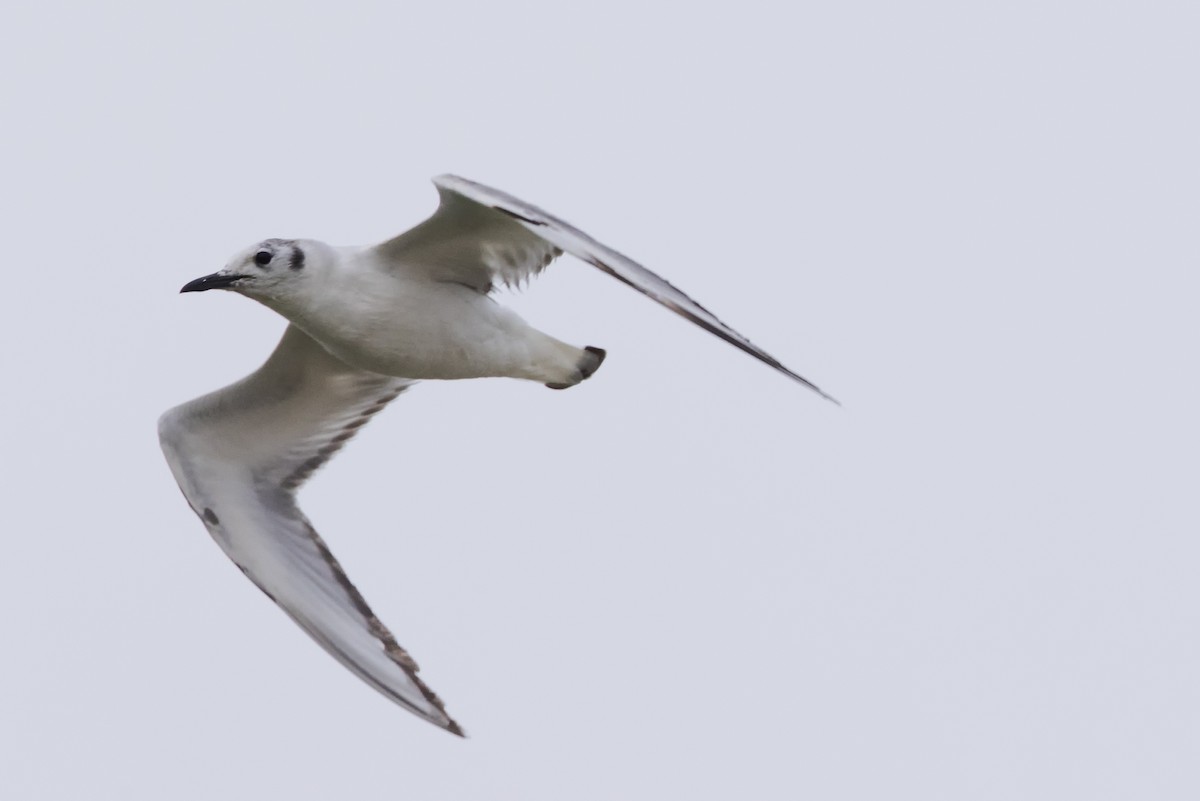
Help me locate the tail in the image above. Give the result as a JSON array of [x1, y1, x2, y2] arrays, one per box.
[[546, 346, 606, 390]]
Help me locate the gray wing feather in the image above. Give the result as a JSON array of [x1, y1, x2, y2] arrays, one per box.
[[376, 186, 561, 292], [159, 325, 462, 735]]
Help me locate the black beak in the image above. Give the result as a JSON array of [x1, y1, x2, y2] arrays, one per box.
[[180, 272, 248, 293]]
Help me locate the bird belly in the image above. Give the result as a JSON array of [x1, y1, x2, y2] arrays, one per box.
[[297, 286, 574, 382]]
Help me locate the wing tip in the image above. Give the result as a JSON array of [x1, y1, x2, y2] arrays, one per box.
[[814, 386, 842, 406], [782, 370, 840, 406]]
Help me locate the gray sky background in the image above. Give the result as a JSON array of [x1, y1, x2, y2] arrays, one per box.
[[2, 2, 1198, 799]]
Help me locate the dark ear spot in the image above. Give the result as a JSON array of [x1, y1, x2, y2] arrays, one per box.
[[289, 246, 305, 271]]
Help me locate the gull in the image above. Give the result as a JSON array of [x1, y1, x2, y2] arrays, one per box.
[[159, 175, 835, 736]]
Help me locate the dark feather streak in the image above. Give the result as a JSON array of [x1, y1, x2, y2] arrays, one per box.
[[492, 206, 544, 226]]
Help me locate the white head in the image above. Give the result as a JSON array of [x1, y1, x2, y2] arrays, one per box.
[[180, 238, 336, 308]]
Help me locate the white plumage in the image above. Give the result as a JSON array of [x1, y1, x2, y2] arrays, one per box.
[[159, 175, 834, 736]]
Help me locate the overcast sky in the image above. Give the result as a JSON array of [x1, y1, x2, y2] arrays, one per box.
[[2, 2, 1198, 799]]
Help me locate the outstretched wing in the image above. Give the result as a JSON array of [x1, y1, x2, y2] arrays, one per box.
[[159, 325, 462, 735], [376, 174, 836, 403], [375, 181, 562, 292]]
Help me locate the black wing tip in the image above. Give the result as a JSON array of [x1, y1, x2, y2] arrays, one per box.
[[811, 385, 842, 406], [780, 369, 840, 405]]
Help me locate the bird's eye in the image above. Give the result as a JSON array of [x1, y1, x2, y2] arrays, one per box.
[[254, 251, 273, 267]]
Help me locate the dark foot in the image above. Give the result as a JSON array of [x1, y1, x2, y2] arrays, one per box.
[[544, 346, 607, 389]]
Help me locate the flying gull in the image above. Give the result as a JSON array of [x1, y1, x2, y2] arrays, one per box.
[[159, 175, 835, 736]]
